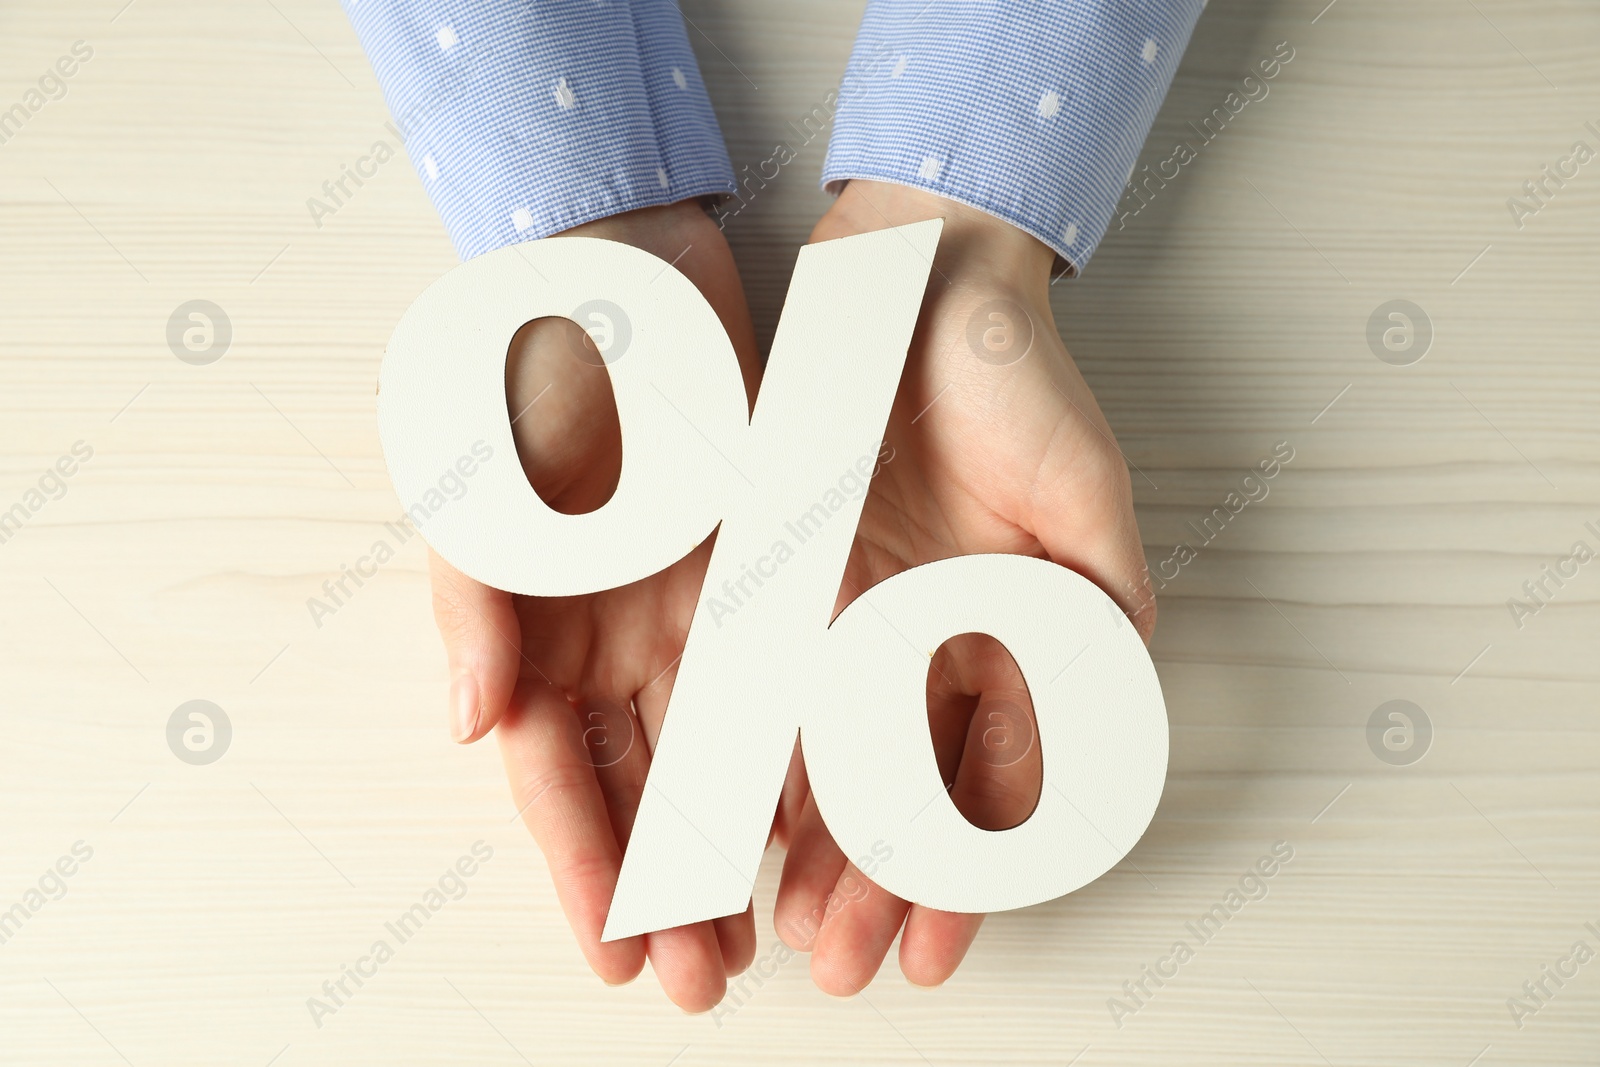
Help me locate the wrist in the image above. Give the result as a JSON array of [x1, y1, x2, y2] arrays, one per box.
[[553, 198, 717, 261], [815, 180, 1056, 299]]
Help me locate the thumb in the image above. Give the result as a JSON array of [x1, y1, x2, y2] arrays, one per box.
[[429, 550, 522, 743]]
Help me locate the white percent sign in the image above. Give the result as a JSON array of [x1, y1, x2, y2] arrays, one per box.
[[378, 221, 1168, 941]]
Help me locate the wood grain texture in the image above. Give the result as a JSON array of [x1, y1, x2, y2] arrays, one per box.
[[1, 0, 1597, 1064]]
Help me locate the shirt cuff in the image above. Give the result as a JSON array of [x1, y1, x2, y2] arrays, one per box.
[[343, 0, 736, 261], [822, 0, 1205, 275]]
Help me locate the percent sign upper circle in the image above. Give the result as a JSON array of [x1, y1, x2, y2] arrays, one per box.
[[377, 238, 750, 597]]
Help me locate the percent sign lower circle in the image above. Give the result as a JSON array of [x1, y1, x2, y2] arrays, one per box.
[[376, 223, 1168, 939], [813, 552, 1167, 914]]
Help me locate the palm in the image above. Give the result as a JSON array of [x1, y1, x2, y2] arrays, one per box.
[[847, 264, 1142, 601]]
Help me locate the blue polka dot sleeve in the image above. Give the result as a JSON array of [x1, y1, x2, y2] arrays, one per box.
[[822, 0, 1206, 274], [342, 0, 736, 261]]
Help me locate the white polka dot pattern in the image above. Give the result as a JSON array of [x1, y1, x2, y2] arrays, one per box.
[[342, 0, 736, 261], [822, 0, 1205, 274]]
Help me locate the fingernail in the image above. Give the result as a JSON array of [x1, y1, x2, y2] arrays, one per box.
[[449, 671, 479, 742]]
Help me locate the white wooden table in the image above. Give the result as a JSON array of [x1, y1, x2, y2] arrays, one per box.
[[1, 1, 1597, 1064]]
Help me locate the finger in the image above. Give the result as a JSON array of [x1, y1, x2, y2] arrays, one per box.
[[429, 550, 521, 743], [624, 636, 753, 997], [571, 687, 742, 1007], [925, 641, 978, 785], [771, 739, 809, 851], [948, 687, 1042, 831], [630, 651, 680, 754], [810, 864, 909, 997], [576, 696, 651, 852], [645, 921, 727, 1013], [577, 695, 751, 982], [1035, 363, 1158, 643], [897, 637, 1033, 987], [925, 633, 1040, 830], [773, 794, 847, 951], [713, 902, 757, 977], [899, 907, 983, 987], [497, 678, 645, 986]]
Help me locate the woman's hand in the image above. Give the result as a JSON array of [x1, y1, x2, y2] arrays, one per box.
[[430, 199, 778, 1012], [774, 180, 1156, 993]]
